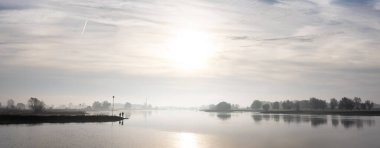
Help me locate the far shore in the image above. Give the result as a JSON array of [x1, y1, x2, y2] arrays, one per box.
[[260, 110, 380, 116], [201, 109, 380, 116]]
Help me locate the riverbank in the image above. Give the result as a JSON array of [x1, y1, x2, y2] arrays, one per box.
[[201, 109, 380, 116], [201, 109, 253, 112], [260, 110, 380, 116], [0, 115, 126, 124]]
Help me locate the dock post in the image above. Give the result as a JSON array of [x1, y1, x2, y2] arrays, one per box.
[[112, 96, 115, 116]]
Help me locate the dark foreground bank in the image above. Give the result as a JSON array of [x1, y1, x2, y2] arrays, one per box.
[[0, 115, 127, 125]]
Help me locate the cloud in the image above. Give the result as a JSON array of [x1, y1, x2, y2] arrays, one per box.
[[228, 36, 248, 40], [1, 0, 380, 104], [257, 0, 280, 5], [0, 0, 41, 11]]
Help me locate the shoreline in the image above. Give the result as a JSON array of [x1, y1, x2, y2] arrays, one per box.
[[201, 109, 380, 116], [260, 110, 380, 116], [0, 115, 127, 125]]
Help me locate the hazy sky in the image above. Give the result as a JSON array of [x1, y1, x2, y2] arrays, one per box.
[[1, 0, 380, 107]]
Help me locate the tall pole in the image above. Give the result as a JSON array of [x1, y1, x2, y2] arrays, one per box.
[[112, 96, 114, 116]]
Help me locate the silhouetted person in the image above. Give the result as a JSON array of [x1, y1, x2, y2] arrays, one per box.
[[119, 113, 121, 117], [122, 112, 124, 118]]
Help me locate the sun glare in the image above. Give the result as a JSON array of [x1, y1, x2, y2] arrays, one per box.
[[178, 133, 198, 148], [166, 29, 216, 71]]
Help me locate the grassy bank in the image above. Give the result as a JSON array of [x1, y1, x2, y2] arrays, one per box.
[[0, 115, 126, 125]]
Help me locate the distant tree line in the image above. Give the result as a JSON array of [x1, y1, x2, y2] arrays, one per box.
[[0, 98, 45, 112], [208, 101, 240, 111], [124, 102, 132, 109], [250, 97, 375, 111], [92, 101, 111, 110]]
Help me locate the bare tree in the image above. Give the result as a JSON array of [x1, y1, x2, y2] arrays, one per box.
[[28, 97, 45, 112], [102, 101, 111, 110], [365, 100, 374, 110], [295, 101, 300, 111], [7, 99, 15, 109], [124, 102, 132, 109], [251, 100, 262, 110], [16, 103, 26, 110], [353, 97, 362, 110], [272, 102, 280, 110], [338, 97, 355, 110], [330, 98, 338, 110], [262, 104, 270, 111]]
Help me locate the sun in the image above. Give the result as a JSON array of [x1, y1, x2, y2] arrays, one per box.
[[166, 29, 216, 71]]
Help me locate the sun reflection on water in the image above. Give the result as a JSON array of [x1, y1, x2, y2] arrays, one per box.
[[178, 132, 199, 148]]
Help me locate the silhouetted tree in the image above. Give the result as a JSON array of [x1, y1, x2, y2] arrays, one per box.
[[330, 98, 338, 110], [365, 100, 374, 110], [102, 101, 111, 110], [215, 102, 231, 111], [124, 102, 132, 109], [272, 102, 280, 110], [251, 100, 262, 110], [282, 100, 294, 110], [28, 98, 45, 112], [92, 101, 102, 110], [16, 103, 26, 110], [208, 104, 216, 110], [353, 97, 362, 110], [262, 104, 270, 111], [360, 103, 367, 110], [299, 100, 310, 109], [309, 98, 327, 110], [231, 104, 240, 109], [7, 99, 15, 109], [295, 101, 300, 111], [338, 97, 355, 110]]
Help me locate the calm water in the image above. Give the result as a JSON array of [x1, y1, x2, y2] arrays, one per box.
[[1, 110, 380, 148]]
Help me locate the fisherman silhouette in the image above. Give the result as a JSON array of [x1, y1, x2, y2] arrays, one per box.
[[119, 113, 121, 117], [121, 112, 124, 118]]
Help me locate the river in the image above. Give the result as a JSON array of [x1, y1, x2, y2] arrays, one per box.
[[1, 110, 379, 148]]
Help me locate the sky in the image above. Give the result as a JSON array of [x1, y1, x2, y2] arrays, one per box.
[[1, 0, 380, 107]]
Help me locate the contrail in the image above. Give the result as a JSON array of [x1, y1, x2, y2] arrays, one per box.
[[81, 19, 88, 36]]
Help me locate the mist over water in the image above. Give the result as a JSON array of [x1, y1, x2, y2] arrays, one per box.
[[1, 110, 379, 148]]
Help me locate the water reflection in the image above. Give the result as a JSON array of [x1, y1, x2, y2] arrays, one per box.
[[252, 114, 375, 129], [217, 113, 231, 121], [310, 117, 327, 127], [118, 120, 124, 126], [340, 119, 375, 129], [252, 114, 262, 122], [178, 133, 198, 148], [332, 118, 339, 127], [272, 114, 280, 122]]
